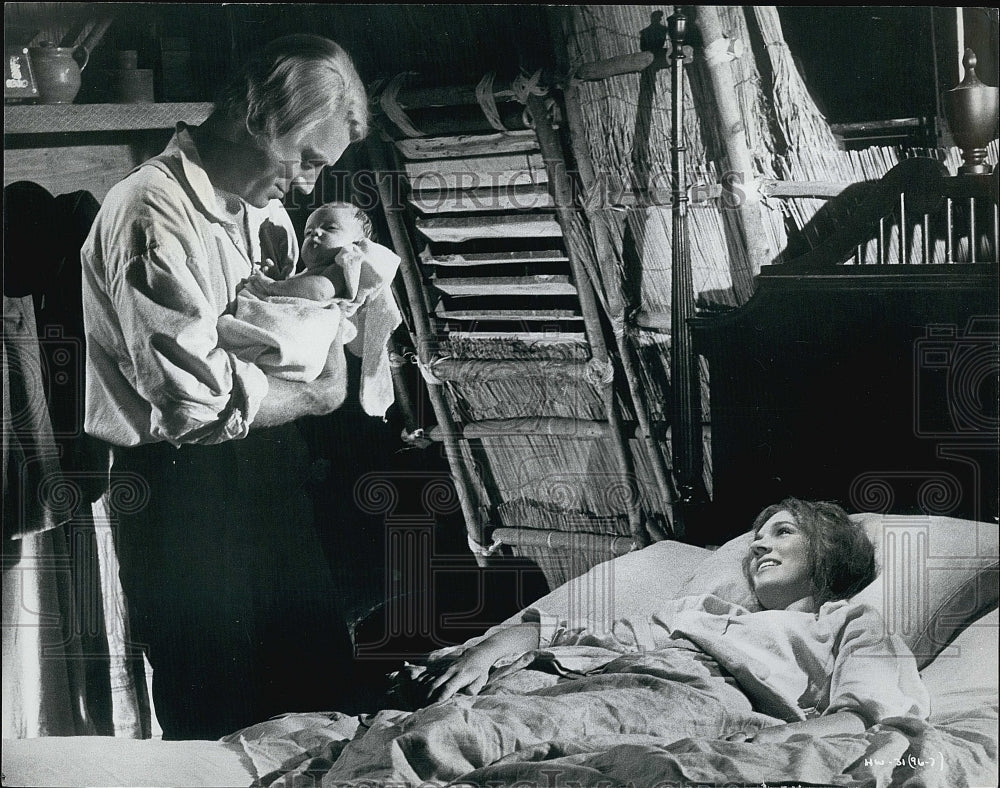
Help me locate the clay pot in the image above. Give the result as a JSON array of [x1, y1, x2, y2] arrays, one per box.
[[28, 42, 89, 104]]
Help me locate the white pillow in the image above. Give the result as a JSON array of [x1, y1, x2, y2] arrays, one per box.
[[505, 538, 712, 628], [920, 606, 999, 721]]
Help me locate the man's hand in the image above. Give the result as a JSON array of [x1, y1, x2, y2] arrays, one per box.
[[309, 331, 348, 414]]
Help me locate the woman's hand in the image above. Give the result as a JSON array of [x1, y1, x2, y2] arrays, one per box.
[[420, 624, 541, 704], [421, 650, 496, 702], [726, 710, 867, 745]]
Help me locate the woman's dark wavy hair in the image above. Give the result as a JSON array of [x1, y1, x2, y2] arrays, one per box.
[[741, 497, 878, 605]]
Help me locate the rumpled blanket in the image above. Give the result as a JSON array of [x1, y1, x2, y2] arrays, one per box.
[[227, 648, 998, 788], [217, 241, 401, 418]]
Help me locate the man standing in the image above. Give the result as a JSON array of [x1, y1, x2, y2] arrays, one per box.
[[82, 35, 369, 739]]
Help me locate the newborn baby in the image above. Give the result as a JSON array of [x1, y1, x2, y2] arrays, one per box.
[[252, 201, 371, 302], [217, 201, 402, 416]]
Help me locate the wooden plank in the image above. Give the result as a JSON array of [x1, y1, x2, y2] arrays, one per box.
[[417, 214, 562, 242], [576, 51, 660, 81], [4, 144, 139, 202], [422, 249, 568, 267], [4, 102, 213, 134], [432, 275, 576, 296], [404, 153, 547, 190], [410, 183, 553, 213], [395, 130, 539, 160]]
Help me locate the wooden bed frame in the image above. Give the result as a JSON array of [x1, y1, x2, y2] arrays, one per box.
[[687, 166, 999, 544]]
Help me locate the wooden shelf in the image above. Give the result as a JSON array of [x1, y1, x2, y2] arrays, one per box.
[[4, 102, 213, 135]]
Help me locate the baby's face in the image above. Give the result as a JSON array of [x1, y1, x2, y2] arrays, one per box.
[[301, 207, 361, 269]]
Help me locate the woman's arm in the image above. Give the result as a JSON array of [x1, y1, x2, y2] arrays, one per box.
[[424, 624, 541, 702], [739, 710, 867, 744]]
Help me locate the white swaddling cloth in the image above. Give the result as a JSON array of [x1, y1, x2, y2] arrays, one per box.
[[217, 240, 402, 419]]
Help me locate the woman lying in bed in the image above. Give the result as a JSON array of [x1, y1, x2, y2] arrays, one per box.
[[319, 498, 929, 784]]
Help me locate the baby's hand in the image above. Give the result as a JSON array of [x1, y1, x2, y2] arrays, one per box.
[[259, 257, 295, 280], [243, 270, 277, 297]]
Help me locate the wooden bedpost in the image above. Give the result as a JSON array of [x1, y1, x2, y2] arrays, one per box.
[[668, 11, 707, 527]]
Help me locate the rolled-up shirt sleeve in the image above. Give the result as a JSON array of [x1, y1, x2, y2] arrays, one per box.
[[110, 240, 268, 446], [825, 603, 930, 726]]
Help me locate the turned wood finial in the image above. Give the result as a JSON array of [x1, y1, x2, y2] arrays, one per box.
[[945, 47, 999, 175], [962, 48, 979, 81], [668, 10, 687, 50]]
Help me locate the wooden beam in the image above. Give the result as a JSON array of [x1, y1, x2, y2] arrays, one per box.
[[416, 214, 562, 242], [367, 135, 493, 563], [4, 102, 212, 134], [526, 91, 651, 548], [693, 5, 772, 289], [575, 51, 662, 81], [557, 48, 678, 538], [491, 527, 637, 555]]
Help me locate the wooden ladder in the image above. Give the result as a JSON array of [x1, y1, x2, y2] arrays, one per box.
[[367, 66, 684, 580]]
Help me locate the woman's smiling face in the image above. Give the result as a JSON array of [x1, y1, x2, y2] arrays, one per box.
[[748, 510, 815, 610]]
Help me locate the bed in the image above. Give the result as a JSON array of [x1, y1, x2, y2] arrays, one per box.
[[4, 512, 996, 787], [5, 17, 999, 788]]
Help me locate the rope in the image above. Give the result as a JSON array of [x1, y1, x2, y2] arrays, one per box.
[[703, 36, 738, 67], [475, 71, 509, 132], [467, 533, 503, 558], [380, 72, 424, 138], [416, 356, 443, 386], [584, 357, 615, 386], [511, 69, 548, 104]]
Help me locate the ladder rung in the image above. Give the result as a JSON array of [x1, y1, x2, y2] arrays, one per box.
[[422, 249, 568, 267], [417, 214, 562, 243], [445, 330, 588, 343], [395, 129, 539, 160], [490, 527, 637, 555], [435, 307, 582, 320], [409, 184, 552, 214], [429, 357, 593, 382], [432, 275, 576, 296], [427, 417, 671, 440], [404, 153, 546, 191]]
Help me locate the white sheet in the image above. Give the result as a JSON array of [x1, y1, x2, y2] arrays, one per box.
[[1, 736, 254, 788]]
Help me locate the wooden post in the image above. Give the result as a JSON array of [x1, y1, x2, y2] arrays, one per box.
[[559, 78, 678, 538], [693, 5, 773, 284], [526, 92, 651, 547], [669, 12, 706, 522], [367, 134, 493, 564]]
